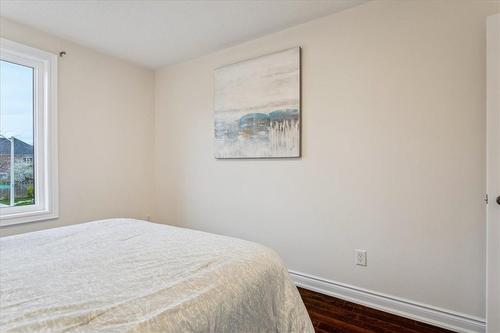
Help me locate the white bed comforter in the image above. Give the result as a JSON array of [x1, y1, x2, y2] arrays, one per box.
[[0, 219, 313, 333]]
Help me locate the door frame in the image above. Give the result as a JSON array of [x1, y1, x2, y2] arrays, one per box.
[[486, 13, 500, 333]]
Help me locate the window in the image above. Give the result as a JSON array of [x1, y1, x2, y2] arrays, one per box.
[[0, 38, 58, 226]]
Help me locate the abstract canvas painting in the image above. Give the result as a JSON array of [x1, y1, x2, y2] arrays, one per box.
[[214, 47, 300, 158]]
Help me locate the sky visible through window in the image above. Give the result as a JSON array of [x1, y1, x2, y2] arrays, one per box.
[[0, 60, 34, 144]]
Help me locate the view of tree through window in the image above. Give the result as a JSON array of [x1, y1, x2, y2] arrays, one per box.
[[0, 60, 35, 207]]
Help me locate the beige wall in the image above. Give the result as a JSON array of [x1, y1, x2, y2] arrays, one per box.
[[0, 18, 155, 236], [154, 1, 499, 318]]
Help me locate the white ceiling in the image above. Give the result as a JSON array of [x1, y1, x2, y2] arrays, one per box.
[[0, 0, 367, 69]]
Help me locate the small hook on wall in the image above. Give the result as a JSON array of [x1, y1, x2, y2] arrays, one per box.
[[59, 51, 66, 57]]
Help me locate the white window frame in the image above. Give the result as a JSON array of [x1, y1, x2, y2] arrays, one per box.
[[0, 38, 58, 226]]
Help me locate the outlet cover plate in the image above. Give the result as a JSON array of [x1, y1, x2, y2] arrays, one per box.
[[355, 249, 367, 266]]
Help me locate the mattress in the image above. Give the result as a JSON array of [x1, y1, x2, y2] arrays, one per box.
[[0, 218, 313, 333]]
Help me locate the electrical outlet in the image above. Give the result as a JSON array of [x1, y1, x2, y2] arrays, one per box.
[[355, 249, 367, 266]]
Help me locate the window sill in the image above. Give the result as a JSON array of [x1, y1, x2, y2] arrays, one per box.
[[0, 208, 58, 227]]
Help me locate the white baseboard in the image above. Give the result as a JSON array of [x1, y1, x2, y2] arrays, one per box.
[[289, 270, 485, 333]]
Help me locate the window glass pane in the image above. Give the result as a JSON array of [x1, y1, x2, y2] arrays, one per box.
[[0, 60, 35, 207]]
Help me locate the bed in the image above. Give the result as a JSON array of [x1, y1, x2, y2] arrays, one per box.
[[0, 218, 313, 333]]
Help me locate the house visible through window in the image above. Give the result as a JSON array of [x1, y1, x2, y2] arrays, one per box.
[[0, 60, 35, 207], [0, 38, 58, 226]]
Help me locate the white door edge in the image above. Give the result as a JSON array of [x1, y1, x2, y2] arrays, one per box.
[[486, 13, 500, 333]]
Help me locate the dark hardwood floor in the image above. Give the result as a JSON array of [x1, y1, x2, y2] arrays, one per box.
[[298, 288, 456, 333]]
